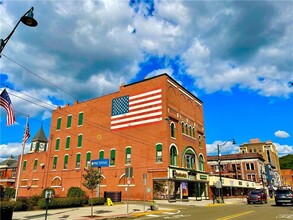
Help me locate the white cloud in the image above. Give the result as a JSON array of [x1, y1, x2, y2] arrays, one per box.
[[0, 143, 30, 162], [275, 143, 293, 157], [274, 130, 290, 139], [206, 140, 239, 156]]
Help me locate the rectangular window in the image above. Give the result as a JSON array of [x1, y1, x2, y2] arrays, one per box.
[[21, 180, 28, 187], [126, 148, 131, 164], [156, 144, 162, 162], [251, 163, 255, 170], [22, 161, 27, 171], [53, 156, 57, 170], [33, 160, 38, 171], [57, 117, 62, 130], [31, 179, 39, 186], [67, 115, 72, 128], [78, 112, 84, 126], [246, 163, 250, 170], [76, 154, 81, 169], [110, 149, 116, 166], [55, 139, 60, 151]]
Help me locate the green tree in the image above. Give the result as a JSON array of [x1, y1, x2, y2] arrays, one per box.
[[83, 166, 102, 217], [67, 187, 85, 198], [4, 187, 15, 199], [279, 154, 293, 169]]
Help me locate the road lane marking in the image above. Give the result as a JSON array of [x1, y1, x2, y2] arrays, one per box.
[[216, 211, 255, 220]]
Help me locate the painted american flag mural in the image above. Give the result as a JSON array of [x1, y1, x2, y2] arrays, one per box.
[[111, 89, 162, 130]]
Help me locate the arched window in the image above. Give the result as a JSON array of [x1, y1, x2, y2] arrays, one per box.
[[86, 152, 91, 167], [51, 177, 61, 187], [125, 147, 131, 165], [77, 134, 82, 148], [110, 149, 116, 166], [52, 156, 58, 170], [171, 123, 175, 138], [170, 145, 178, 166], [66, 136, 70, 149], [55, 138, 60, 151], [189, 126, 192, 136], [185, 124, 188, 134], [184, 149, 195, 169], [99, 150, 104, 159], [156, 144, 162, 162], [75, 153, 81, 169], [63, 155, 69, 169], [181, 122, 185, 133], [199, 155, 204, 171], [33, 159, 38, 171]]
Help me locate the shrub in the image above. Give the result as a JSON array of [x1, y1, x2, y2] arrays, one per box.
[[27, 195, 41, 210], [67, 187, 85, 198], [88, 197, 106, 206], [0, 200, 16, 210], [37, 197, 83, 209], [14, 199, 28, 211], [4, 187, 15, 199]]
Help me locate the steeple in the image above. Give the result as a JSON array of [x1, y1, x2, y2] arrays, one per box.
[[30, 126, 48, 152]]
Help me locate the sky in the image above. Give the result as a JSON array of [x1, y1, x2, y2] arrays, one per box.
[[0, 0, 292, 162]]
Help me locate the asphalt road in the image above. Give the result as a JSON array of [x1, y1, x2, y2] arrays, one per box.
[[132, 200, 293, 220]]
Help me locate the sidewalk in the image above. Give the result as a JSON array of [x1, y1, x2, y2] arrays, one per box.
[[12, 198, 247, 220]]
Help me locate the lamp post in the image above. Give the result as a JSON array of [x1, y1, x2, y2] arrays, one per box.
[[0, 7, 38, 54], [217, 138, 236, 203]]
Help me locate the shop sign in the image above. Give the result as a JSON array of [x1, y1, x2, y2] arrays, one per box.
[[172, 170, 188, 179]]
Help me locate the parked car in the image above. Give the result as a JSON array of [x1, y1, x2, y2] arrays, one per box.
[[247, 190, 267, 204], [275, 189, 293, 206]]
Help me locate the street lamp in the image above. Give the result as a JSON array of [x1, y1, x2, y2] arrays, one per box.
[[0, 7, 38, 54], [217, 138, 236, 203]]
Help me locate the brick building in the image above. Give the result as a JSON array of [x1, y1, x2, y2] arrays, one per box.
[[0, 155, 17, 187], [239, 138, 281, 192], [280, 169, 293, 189], [207, 153, 266, 197], [16, 74, 209, 201]]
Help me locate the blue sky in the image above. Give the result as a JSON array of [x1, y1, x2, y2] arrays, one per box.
[[0, 0, 292, 162]]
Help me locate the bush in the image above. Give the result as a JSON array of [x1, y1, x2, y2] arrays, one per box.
[[37, 197, 84, 209], [88, 197, 106, 206], [0, 200, 16, 210], [67, 187, 85, 198], [14, 199, 28, 211], [4, 187, 15, 199]]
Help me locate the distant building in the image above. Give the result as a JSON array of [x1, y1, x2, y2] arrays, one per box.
[[280, 169, 293, 189], [0, 155, 17, 187], [239, 138, 281, 193], [207, 153, 266, 197], [16, 74, 209, 201]]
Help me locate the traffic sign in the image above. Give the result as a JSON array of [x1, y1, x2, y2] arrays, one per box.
[[91, 159, 109, 167]]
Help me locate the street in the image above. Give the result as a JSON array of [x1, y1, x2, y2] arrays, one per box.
[[131, 200, 293, 220]]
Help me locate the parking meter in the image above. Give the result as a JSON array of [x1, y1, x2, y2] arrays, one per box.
[[45, 190, 52, 203]]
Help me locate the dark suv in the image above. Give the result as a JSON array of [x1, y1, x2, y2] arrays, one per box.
[[275, 189, 293, 206], [247, 190, 267, 204]]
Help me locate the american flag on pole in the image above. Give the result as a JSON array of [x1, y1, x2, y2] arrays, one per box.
[[111, 89, 162, 130], [0, 89, 16, 126], [22, 117, 30, 145]]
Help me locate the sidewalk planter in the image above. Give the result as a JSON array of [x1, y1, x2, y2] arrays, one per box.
[[150, 201, 158, 211], [0, 200, 16, 220]]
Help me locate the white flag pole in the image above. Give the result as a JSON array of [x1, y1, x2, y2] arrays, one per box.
[[14, 115, 29, 201]]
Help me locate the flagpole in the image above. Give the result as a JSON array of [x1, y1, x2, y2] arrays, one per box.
[[14, 115, 29, 201]]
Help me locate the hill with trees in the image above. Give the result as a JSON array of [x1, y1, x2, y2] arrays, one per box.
[[279, 154, 293, 169]]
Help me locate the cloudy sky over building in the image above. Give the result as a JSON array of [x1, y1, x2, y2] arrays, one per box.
[[0, 0, 292, 161]]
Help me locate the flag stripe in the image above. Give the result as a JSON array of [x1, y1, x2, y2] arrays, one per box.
[[0, 89, 16, 126], [111, 89, 162, 129], [22, 119, 30, 145]]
